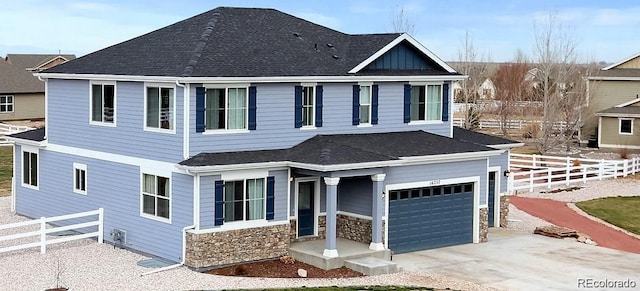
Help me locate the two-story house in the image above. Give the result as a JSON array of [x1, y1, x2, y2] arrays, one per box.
[[8, 7, 520, 269]]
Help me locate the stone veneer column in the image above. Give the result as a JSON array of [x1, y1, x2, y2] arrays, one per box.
[[370, 173, 386, 250], [323, 177, 340, 258]]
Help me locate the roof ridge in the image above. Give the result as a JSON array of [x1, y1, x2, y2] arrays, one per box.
[[182, 11, 220, 77], [321, 135, 398, 160]]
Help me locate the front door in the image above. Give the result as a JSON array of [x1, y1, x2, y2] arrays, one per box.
[[297, 181, 315, 237], [488, 172, 496, 227]]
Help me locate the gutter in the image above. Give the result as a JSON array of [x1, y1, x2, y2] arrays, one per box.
[[141, 224, 195, 276]]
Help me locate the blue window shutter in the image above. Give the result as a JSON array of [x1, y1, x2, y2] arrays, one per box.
[[372, 84, 379, 125], [442, 83, 449, 121], [403, 84, 411, 123], [294, 86, 303, 128], [266, 176, 275, 220], [196, 87, 206, 132], [352, 85, 360, 125], [214, 180, 224, 226], [248, 86, 257, 130], [315, 85, 323, 127]]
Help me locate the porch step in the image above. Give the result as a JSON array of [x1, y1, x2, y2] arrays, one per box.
[[344, 257, 400, 276]]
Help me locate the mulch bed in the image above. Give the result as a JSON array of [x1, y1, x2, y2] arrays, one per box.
[[204, 259, 364, 278]]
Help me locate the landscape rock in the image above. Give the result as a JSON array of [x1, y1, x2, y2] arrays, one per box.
[[297, 268, 307, 278]]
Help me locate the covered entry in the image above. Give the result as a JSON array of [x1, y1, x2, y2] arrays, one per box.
[[388, 181, 475, 254]]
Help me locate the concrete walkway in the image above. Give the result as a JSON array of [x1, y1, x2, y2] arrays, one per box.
[[394, 229, 640, 291], [510, 196, 640, 254]]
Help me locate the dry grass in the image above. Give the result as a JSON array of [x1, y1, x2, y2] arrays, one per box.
[[0, 146, 13, 197]]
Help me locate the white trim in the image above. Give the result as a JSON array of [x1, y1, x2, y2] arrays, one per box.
[[204, 83, 251, 89], [89, 81, 117, 127], [20, 146, 39, 190], [399, 150, 503, 165], [44, 79, 48, 139], [36, 73, 468, 83], [193, 174, 200, 230], [488, 166, 501, 228], [139, 172, 172, 224], [300, 82, 317, 87], [72, 163, 88, 195], [407, 83, 444, 122], [187, 220, 289, 234], [384, 176, 481, 247], [358, 84, 372, 126], [299, 126, 317, 131], [46, 143, 181, 172], [586, 76, 640, 81], [221, 169, 268, 181], [598, 143, 640, 150], [202, 86, 250, 132], [489, 143, 525, 150], [371, 173, 386, 182], [324, 177, 340, 186], [602, 52, 640, 70], [348, 33, 456, 74], [301, 85, 316, 128], [177, 81, 188, 160], [369, 242, 385, 251], [287, 168, 291, 221], [323, 248, 339, 258], [408, 120, 443, 126], [597, 113, 640, 118], [143, 82, 177, 134], [598, 116, 603, 148], [294, 177, 320, 238], [615, 97, 640, 108], [202, 129, 250, 135], [619, 118, 633, 135], [0, 94, 15, 113], [336, 211, 372, 221]]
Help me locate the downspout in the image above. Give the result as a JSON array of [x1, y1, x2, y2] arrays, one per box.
[[176, 80, 189, 160], [37, 76, 48, 140], [140, 224, 195, 276]]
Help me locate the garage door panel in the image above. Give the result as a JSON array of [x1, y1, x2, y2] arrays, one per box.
[[389, 183, 474, 254]]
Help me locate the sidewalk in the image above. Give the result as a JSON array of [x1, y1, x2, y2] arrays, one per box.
[[510, 196, 640, 254]]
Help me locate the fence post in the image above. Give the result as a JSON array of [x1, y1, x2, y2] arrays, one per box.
[[582, 164, 587, 183], [529, 171, 534, 192], [598, 160, 603, 180], [623, 159, 629, 177], [533, 154, 537, 168], [547, 168, 552, 188], [566, 156, 571, 185], [98, 208, 104, 244], [40, 217, 46, 254]]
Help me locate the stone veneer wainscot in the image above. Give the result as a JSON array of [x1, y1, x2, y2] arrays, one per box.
[[479, 208, 489, 242]]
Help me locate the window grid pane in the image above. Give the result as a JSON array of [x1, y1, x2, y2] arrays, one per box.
[[359, 86, 371, 123], [302, 87, 314, 126]]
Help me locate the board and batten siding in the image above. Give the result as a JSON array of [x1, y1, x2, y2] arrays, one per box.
[[46, 79, 184, 162], [13, 146, 193, 262], [197, 169, 288, 231], [189, 82, 452, 155], [384, 159, 488, 211]]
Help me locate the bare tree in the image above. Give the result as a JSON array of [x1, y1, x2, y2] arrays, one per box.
[[493, 55, 532, 135], [532, 13, 584, 153], [456, 31, 491, 129], [392, 7, 415, 34]]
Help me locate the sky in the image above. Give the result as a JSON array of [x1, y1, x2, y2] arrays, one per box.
[[1, 0, 639, 64]]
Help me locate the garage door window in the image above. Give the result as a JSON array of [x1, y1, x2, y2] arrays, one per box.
[[389, 182, 473, 201]]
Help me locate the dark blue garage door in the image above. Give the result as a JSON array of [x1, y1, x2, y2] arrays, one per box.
[[388, 182, 474, 254]]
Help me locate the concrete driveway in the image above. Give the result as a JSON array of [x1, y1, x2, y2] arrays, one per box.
[[393, 228, 640, 290]]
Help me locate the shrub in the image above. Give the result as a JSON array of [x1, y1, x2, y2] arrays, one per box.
[[522, 123, 540, 139]]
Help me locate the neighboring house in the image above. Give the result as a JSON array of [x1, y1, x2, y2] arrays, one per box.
[[595, 98, 640, 149], [0, 54, 75, 121], [8, 7, 521, 269], [584, 52, 640, 147], [451, 77, 495, 100]]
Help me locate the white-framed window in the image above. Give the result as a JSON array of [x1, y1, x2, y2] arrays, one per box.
[[73, 163, 87, 195], [224, 178, 265, 222], [410, 84, 442, 121], [0, 95, 14, 113], [22, 148, 38, 189], [145, 85, 175, 132], [90, 82, 116, 125], [205, 87, 247, 130], [359, 85, 372, 124], [302, 86, 315, 127], [141, 173, 171, 221], [619, 118, 633, 135]]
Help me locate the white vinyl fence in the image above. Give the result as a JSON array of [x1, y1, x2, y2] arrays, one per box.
[[508, 153, 640, 192], [453, 118, 568, 131], [0, 123, 34, 144], [0, 208, 103, 254]]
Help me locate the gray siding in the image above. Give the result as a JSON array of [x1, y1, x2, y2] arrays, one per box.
[[14, 147, 193, 262], [385, 159, 488, 211], [269, 169, 289, 221], [189, 82, 451, 154], [338, 176, 373, 216], [47, 79, 184, 162]]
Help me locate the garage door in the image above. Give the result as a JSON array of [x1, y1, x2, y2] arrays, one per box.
[[388, 182, 474, 254]]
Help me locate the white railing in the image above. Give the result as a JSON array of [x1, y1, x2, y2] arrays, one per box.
[[453, 118, 568, 131], [0, 208, 103, 254], [508, 153, 640, 192]]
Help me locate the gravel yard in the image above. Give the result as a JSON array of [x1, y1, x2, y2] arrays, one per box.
[[0, 197, 495, 291]]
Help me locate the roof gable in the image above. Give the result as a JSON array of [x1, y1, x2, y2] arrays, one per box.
[[0, 54, 75, 94], [615, 97, 640, 108], [603, 52, 640, 70], [362, 40, 448, 73]]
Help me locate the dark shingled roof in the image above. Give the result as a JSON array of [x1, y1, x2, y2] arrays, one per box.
[[597, 106, 640, 115], [596, 68, 640, 78], [180, 130, 496, 167], [44, 7, 455, 77], [453, 127, 519, 146], [6, 127, 46, 142], [0, 54, 75, 94]]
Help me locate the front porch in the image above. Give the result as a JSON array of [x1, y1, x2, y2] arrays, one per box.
[[289, 238, 397, 274]]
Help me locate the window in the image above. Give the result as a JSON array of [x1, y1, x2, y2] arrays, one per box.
[[0, 95, 14, 113], [359, 85, 371, 124], [73, 163, 87, 194], [205, 88, 247, 130], [146, 86, 174, 130], [302, 86, 315, 127], [142, 174, 170, 220], [224, 178, 265, 222], [22, 150, 38, 188], [410, 84, 442, 121], [91, 84, 115, 124], [620, 119, 633, 135]]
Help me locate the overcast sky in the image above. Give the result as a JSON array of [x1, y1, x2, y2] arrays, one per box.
[[1, 0, 639, 63]]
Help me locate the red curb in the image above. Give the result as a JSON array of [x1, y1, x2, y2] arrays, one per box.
[[510, 196, 640, 254]]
